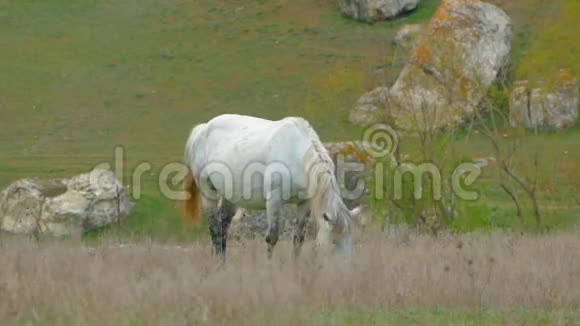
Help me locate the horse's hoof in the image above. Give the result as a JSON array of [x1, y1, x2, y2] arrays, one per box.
[[267, 246, 277, 260]]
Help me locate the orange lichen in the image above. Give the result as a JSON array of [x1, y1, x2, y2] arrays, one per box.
[[355, 152, 368, 163], [543, 68, 578, 91], [431, 0, 480, 38], [331, 143, 375, 165], [345, 143, 356, 155], [458, 76, 474, 98], [555, 69, 576, 86], [415, 43, 434, 65], [432, 0, 452, 24]]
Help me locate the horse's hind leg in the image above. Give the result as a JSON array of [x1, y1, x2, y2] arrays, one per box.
[[207, 197, 236, 262], [293, 202, 310, 258]]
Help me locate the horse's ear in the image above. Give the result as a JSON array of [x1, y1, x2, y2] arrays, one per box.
[[350, 206, 362, 219], [350, 206, 367, 226]]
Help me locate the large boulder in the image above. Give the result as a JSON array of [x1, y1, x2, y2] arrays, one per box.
[[229, 205, 318, 241], [509, 70, 578, 130], [0, 169, 133, 237], [229, 204, 371, 242], [338, 0, 421, 22], [394, 24, 424, 50], [349, 87, 390, 126], [388, 0, 512, 131]]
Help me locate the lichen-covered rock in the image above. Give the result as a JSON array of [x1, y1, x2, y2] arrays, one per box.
[[0, 169, 133, 237], [389, 0, 512, 131], [349, 87, 390, 126], [0, 179, 67, 235], [324, 141, 378, 208], [509, 80, 530, 127], [394, 24, 424, 50], [509, 70, 578, 130], [229, 206, 318, 241], [338, 0, 421, 22]]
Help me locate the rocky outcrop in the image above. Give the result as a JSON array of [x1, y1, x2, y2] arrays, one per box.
[[324, 141, 379, 209], [509, 70, 578, 130], [338, 0, 421, 22], [388, 0, 512, 131], [349, 87, 390, 126], [0, 169, 133, 237], [394, 24, 424, 50], [229, 205, 318, 241]]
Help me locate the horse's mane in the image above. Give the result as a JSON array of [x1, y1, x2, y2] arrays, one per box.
[[286, 117, 335, 172], [286, 117, 351, 228]]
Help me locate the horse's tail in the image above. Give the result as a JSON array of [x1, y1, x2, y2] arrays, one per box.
[[182, 167, 202, 225], [182, 123, 208, 225]]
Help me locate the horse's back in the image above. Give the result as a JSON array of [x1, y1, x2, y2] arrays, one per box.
[[202, 114, 312, 164], [184, 115, 314, 205]]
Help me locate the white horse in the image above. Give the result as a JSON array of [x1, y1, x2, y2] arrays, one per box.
[[182, 114, 360, 260]]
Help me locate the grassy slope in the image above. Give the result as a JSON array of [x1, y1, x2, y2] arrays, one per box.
[[0, 0, 441, 239], [0, 0, 578, 239], [512, 0, 579, 83]]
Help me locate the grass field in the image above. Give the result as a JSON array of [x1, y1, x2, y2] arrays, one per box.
[[1, 0, 578, 238], [0, 0, 579, 324], [0, 0, 441, 239], [1, 231, 579, 325]]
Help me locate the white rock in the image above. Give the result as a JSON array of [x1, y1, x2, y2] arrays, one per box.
[[349, 87, 390, 126], [338, 0, 421, 22], [509, 71, 578, 130], [0, 169, 133, 237]]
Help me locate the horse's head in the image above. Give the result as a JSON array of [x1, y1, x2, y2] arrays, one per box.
[[322, 205, 364, 229], [320, 205, 364, 257]]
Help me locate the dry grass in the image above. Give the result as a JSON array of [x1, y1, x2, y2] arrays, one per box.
[[0, 230, 579, 325]]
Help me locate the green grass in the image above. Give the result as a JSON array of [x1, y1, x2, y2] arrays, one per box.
[[17, 309, 580, 325], [514, 0, 580, 83], [0, 0, 398, 157], [82, 193, 206, 243], [316, 309, 580, 325], [0, 0, 578, 241], [0, 0, 433, 240]]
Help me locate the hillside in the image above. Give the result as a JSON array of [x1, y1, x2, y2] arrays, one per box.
[[0, 0, 578, 239]]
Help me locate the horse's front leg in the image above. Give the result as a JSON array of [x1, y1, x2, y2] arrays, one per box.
[[293, 201, 310, 258], [265, 189, 283, 259], [315, 218, 333, 257]]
